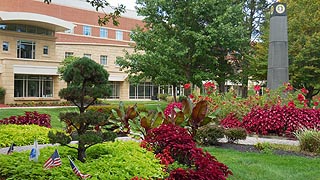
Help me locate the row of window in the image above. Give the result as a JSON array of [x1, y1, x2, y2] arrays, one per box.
[[13, 74, 122, 99], [82, 25, 126, 41], [13, 74, 162, 100], [65, 52, 119, 66], [2, 40, 49, 58], [0, 24, 54, 36]]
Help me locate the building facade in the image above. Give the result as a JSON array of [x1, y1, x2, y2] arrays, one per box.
[[0, 0, 167, 104]]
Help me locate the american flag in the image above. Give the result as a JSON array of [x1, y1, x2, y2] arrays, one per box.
[[7, 143, 14, 155], [43, 149, 62, 169], [68, 156, 91, 179]]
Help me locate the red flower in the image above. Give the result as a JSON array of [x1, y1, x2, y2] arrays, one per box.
[[184, 83, 191, 89], [204, 82, 215, 90], [314, 101, 319, 106], [189, 94, 194, 99], [297, 94, 305, 102], [288, 101, 295, 107], [301, 88, 309, 95], [284, 83, 294, 91], [254, 85, 261, 92]]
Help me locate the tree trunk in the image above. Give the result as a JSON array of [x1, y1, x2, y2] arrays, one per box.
[[218, 81, 226, 93], [241, 77, 248, 98], [173, 85, 177, 102], [77, 139, 86, 162]]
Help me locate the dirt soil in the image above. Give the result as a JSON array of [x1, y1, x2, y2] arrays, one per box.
[[216, 143, 319, 158]]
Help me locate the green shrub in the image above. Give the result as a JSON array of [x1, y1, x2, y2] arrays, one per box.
[[0, 141, 166, 179], [295, 128, 320, 154], [0, 87, 5, 98], [254, 142, 273, 154], [0, 124, 51, 147], [158, 94, 168, 101], [178, 95, 187, 102], [195, 124, 224, 145], [224, 127, 247, 143]]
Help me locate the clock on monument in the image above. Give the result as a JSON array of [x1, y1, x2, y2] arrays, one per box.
[[270, 2, 287, 17]]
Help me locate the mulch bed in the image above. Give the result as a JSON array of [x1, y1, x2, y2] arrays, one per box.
[[215, 143, 319, 158]]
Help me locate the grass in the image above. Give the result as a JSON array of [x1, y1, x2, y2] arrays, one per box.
[[0, 100, 169, 129], [205, 146, 320, 180]]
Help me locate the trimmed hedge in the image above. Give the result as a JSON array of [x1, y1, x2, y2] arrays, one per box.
[[0, 141, 166, 179], [0, 124, 51, 147]]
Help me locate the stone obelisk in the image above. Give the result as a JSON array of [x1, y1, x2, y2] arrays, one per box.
[[267, 2, 289, 89]]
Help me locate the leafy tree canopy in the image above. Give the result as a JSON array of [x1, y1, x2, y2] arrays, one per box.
[[117, 0, 248, 93]]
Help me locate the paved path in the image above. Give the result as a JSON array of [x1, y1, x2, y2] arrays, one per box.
[[0, 136, 299, 155]]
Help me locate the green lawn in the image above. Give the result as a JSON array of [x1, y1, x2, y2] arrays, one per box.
[[0, 101, 168, 129], [205, 147, 320, 180]]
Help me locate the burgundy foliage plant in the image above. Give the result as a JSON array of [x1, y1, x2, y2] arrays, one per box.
[[141, 124, 232, 180], [0, 111, 51, 128]]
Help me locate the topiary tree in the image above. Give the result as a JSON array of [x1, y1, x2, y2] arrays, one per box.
[[48, 57, 113, 162]]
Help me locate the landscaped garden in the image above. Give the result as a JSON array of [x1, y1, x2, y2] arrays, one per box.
[[1, 81, 320, 179]]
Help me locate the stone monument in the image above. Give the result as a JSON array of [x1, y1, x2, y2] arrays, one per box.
[[267, 2, 289, 89]]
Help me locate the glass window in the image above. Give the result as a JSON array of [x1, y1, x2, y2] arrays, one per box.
[[14, 75, 53, 97], [109, 81, 120, 99], [3, 41, 9, 51], [0, 24, 6, 30], [100, 55, 107, 65], [43, 46, 48, 55], [17, 40, 36, 59], [116, 30, 123, 40], [17, 24, 26, 32], [65, 52, 74, 58], [115, 56, 121, 67], [100, 28, 108, 38], [129, 83, 157, 99], [83, 25, 91, 36], [84, 54, 91, 59]]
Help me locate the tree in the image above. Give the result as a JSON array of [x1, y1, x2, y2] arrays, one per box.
[[239, 0, 270, 97], [49, 57, 113, 162], [253, 0, 320, 104], [44, 0, 125, 25], [117, 0, 247, 97]]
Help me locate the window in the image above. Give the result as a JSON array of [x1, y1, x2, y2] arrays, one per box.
[[116, 30, 123, 40], [84, 54, 91, 59], [64, 28, 73, 34], [115, 56, 121, 67], [130, 31, 134, 41], [129, 82, 158, 99], [83, 25, 91, 36], [0, 23, 54, 36], [3, 41, 9, 51], [109, 81, 120, 99], [14, 75, 53, 97], [17, 40, 36, 59], [65, 52, 74, 58], [100, 55, 107, 65], [100, 28, 108, 38], [43, 46, 48, 55]]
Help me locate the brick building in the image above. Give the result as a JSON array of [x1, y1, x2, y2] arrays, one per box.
[[0, 0, 166, 104]]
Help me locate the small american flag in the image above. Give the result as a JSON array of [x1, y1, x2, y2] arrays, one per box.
[[68, 156, 91, 179], [7, 143, 14, 155], [43, 149, 62, 169]]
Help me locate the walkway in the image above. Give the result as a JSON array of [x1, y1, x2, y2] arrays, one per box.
[[0, 136, 299, 155]]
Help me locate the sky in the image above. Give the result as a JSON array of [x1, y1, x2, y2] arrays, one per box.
[[108, 0, 137, 10]]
